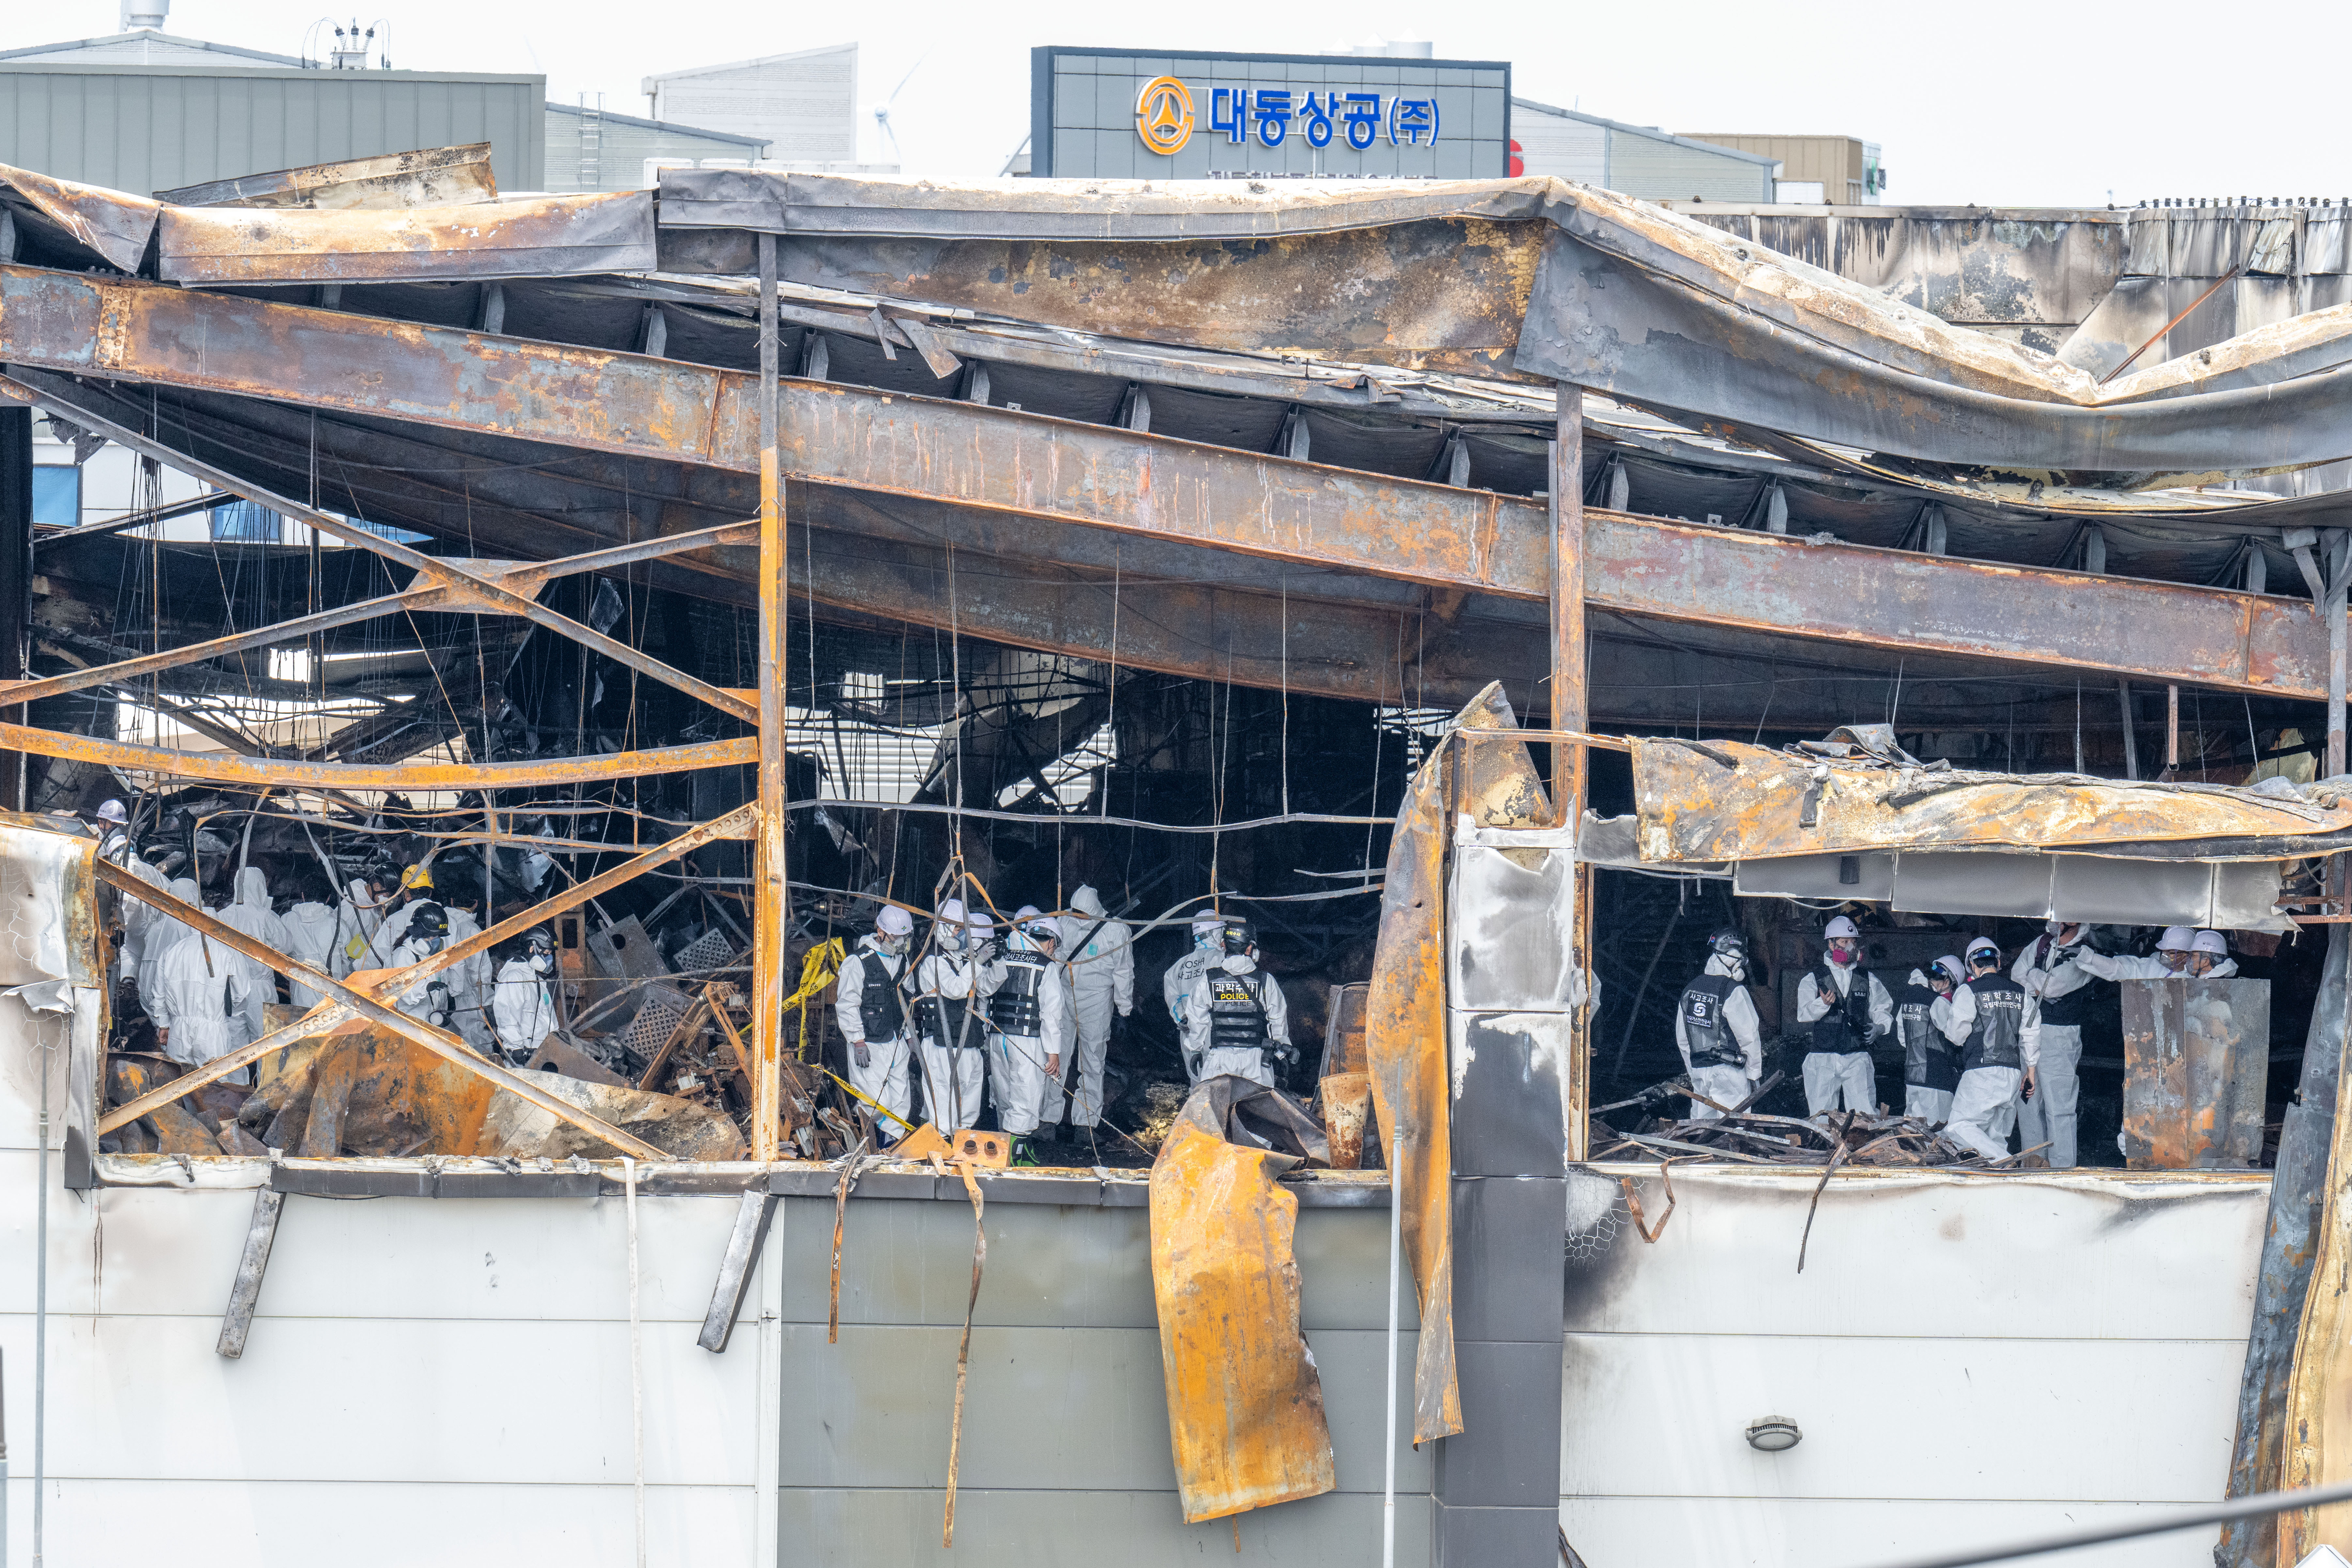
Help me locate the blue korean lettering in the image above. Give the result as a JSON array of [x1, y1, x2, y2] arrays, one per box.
[[1341, 92, 1381, 151], [1211, 87, 1250, 145], [1299, 90, 1335, 149], [1388, 96, 1439, 148], [1254, 88, 1292, 147]]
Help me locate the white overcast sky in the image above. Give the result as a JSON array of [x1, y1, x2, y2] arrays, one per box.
[[11, 0, 2350, 208]]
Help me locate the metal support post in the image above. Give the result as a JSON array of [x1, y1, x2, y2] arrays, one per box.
[[2167, 683, 2180, 775], [752, 232, 788, 1161], [2116, 681, 2139, 781], [1552, 383, 1591, 1162]]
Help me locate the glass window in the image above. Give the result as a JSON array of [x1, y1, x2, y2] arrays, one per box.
[[31, 466, 79, 528]]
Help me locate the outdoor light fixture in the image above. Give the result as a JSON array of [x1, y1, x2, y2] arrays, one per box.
[[1746, 1418, 1803, 1452]]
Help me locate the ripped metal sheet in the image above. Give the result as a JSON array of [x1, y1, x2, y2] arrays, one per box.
[[156, 189, 655, 283], [1733, 848, 2288, 931], [1629, 737, 2352, 862], [1148, 1079, 1335, 1522], [0, 162, 158, 272], [1515, 190, 2352, 474], [2121, 978, 2270, 1170], [155, 143, 498, 211]]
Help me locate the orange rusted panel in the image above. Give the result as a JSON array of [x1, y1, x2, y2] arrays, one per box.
[[1319, 1072, 1372, 1170], [2120, 978, 2270, 1169], [1149, 1092, 1336, 1523], [1630, 736, 2352, 863]]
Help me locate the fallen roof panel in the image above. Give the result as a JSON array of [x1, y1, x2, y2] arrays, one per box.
[[155, 189, 656, 283]]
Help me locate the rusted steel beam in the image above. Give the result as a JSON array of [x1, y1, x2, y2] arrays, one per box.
[[0, 520, 754, 708], [0, 365, 757, 726], [91, 862, 670, 1159], [751, 232, 787, 1163], [0, 723, 754, 788], [0, 268, 2336, 698], [98, 804, 757, 1135]]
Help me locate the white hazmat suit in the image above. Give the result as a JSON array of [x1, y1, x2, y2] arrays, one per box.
[[282, 897, 340, 1008], [151, 928, 247, 1069], [1182, 952, 1292, 1088], [834, 935, 915, 1135], [908, 908, 1000, 1132], [214, 867, 291, 1047], [990, 934, 1073, 1137], [1057, 886, 1134, 1128], [491, 956, 558, 1061], [138, 876, 203, 1026], [1672, 952, 1762, 1119]]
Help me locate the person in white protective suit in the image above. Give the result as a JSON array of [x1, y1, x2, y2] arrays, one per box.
[[1182, 914, 1294, 1089], [907, 900, 1001, 1134], [113, 847, 171, 995], [988, 908, 1073, 1159], [440, 895, 496, 1049], [332, 875, 388, 980], [1795, 914, 1894, 1117], [280, 875, 342, 1008], [2189, 930, 2239, 978], [2012, 921, 2095, 1168], [834, 905, 917, 1141], [365, 863, 439, 967], [138, 875, 203, 1027], [213, 866, 291, 1048], [1163, 909, 1230, 1079], [2072, 925, 2196, 983], [1056, 885, 1135, 1134], [386, 902, 463, 1034], [150, 925, 247, 1070], [1673, 928, 1761, 1119], [490, 931, 560, 1065], [1898, 963, 1963, 1125], [1941, 942, 2034, 1161]]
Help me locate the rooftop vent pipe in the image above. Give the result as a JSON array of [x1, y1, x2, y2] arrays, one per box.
[[121, 0, 168, 30]]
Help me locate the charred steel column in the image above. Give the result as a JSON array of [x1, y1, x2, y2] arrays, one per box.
[[751, 233, 788, 1160], [1552, 384, 1589, 1162], [0, 404, 29, 810]]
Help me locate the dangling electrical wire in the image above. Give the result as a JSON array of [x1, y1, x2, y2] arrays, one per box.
[[1102, 547, 1119, 821]]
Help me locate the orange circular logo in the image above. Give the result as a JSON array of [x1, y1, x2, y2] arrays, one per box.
[[1135, 75, 1194, 156]]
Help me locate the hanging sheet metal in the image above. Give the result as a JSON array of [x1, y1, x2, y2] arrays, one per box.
[[155, 143, 498, 212], [1148, 1076, 1336, 1523], [156, 189, 656, 284], [2120, 978, 2271, 1169], [1628, 737, 2352, 863]]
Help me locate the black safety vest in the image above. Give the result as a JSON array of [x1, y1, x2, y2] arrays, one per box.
[[1897, 981, 1961, 1091], [1678, 973, 1744, 1068], [2023, 937, 2097, 1027], [853, 949, 907, 1041], [1809, 964, 1874, 1056], [989, 956, 1047, 1035], [1962, 974, 2027, 1072], [910, 988, 982, 1053], [1207, 969, 1269, 1054]]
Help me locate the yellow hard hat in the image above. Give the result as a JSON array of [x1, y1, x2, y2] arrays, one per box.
[[400, 864, 433, 891]]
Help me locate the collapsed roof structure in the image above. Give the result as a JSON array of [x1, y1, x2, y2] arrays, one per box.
[[6, 152, 2352, 1567]]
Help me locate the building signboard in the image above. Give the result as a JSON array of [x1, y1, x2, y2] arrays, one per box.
[[1033, 46, 1510, 180]]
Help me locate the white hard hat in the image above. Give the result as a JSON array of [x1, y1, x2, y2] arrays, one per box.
[[1192, 908, 1225, 932], [937, 898, 967, 925], [1824, 915, 1860, 940], [876, 905, 914, 937], [1933, 956, 1967, 985], [966, 911, 995, 934], [2156, 926, 2195, 951], [1966, 935, 1999, 959], [95, 798, 127, 824], [2192, 930, 2230, 956], [1013, 905, 1042, 923]]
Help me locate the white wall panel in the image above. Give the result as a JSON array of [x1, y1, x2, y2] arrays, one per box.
[[1563, 1496, 2219, 1568]]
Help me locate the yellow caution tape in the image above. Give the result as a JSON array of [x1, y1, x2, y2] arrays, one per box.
[[787, 938, 844, 1064]]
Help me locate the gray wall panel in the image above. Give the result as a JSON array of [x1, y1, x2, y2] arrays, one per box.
[[0, 65, 544, 196], [776, 1196, 1421, 1332], [779, 1487, 1434, 1568], [779, 1323, 1429, 1495]]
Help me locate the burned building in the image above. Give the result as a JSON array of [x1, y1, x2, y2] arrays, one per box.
[[0, 153, 2348, 1567]]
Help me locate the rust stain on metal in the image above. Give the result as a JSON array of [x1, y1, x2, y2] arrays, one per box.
[[1149, 1092, 1337, 1522], [2120, 979, 2270, 1169], [0, 268, 2330, 698], [1629, 737, 2352, 862], [155, 189, 656, 284], [0, 722, 756, 790], [1364, 681, 1551, 1445]]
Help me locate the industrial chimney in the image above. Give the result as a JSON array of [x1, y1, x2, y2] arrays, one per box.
[[121, 0, 168, 31]]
